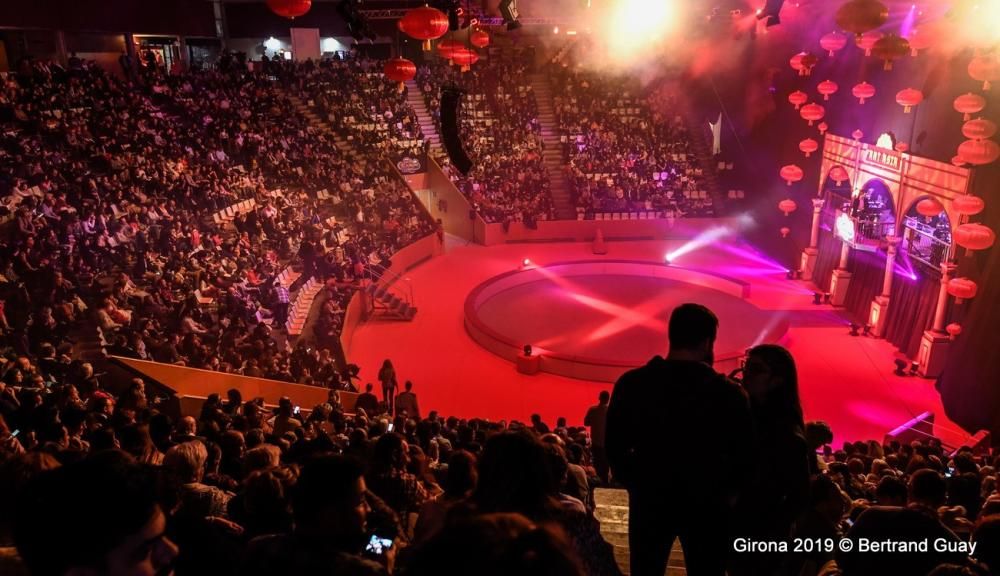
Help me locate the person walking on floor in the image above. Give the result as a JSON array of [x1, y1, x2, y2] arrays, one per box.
[[378, 359, 398, 416]]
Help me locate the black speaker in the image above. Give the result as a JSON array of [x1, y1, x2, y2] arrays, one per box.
[[440, 87, 474, 175]]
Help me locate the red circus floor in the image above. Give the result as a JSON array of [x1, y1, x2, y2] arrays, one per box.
[[346, 236, 972, 447]]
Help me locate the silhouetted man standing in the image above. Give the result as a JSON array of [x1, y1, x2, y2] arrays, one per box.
[[606, 303, 753, 576]]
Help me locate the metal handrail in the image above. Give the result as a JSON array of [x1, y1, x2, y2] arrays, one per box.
[[365, 262, 414, 306]]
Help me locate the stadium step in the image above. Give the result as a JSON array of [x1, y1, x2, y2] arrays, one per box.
[[529, 73, 576, 220], [405, 79, 443, 161], [594, 488, 687, 574]]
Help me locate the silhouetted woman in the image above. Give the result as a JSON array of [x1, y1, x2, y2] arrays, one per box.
[[378, 359, 397, 415], [730, 344, 811, 576]]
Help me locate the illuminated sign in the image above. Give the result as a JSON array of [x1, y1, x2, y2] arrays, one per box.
[[864, 147, 902, 172], [836, 212, 856, 243]]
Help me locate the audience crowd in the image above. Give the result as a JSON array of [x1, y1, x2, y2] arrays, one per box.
[[1, 53, 996, 576], [0, 55, 434, 388], [549, 44, 715, 219], [416, 48, 555, 225]]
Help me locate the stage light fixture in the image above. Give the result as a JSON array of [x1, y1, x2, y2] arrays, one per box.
[[812, 292, 822, 305], [499, 0, 521, 30], [823, 292, 832, 304], [849, 323, 860, 337], [523, 344, 533, 357], [894, 359, 909, 376], [909, 361, 920, 376], [755, 0, 786, 27], [862, 324, 872, 337], [520, 258, 531, 269]]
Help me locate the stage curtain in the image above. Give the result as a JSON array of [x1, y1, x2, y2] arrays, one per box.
[[938, 249, 1000, 439], [811, 228, 842, 291], [883, 272, 949, 358], [843, 249, 886, 324]]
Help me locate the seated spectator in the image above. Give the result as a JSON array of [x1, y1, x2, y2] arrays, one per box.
[[13, 451, 179, 576]]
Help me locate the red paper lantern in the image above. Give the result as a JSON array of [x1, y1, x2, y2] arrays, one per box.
[[267, 0, 312, 19], [470, 29, 490, 49], [820, 31, 848, 56], [952, 195, 985, 216], [896, 88, 923, 113], [800, 103, 825, 126], [852, 129, 864, 140], [817, 80, 839, 101], [952, 155, 967, 167], [954, 223, 996, 251], [857, 30, 883, 56], [872, 34, 910, 70], [829, 166, 849, 185], [954, 93, 986, 121], [906, 21, 946, 57], [800, 138, 819, 157], [790, 52, 819, 76], [778, 199, 798, 215], [895, 142, 908, 153], [947, 277, 978, 301], [916, 198, 944, 217], [780, 165, 804, 186], [962, 119, 998, 141], [780, 226, 791, 238], [957, 139, 1000, 166], [398, 6, 450, 50], [383, 57, 416, 91], [437, 39, 464, 61], [788, 90, 809, 110], [450, 47, 479, 72], [835, 0, 889, 40], [969, 53, 1000, 90], [852, 82, 876, 104], [818, 122, 829, 135], [945, 323, 962, 339]]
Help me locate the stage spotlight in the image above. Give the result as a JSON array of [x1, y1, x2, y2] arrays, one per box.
[[812, 292, 822, 305], [786, 269, 801, 280], [523, 344, 533, 357], [823, 292, 832, 304], [909, 361, 920, 376], [849, 323, 860, 337], [520, 258, 531, 269], [894, 359, 909, 376], [499, 0, 521, 30], [756, 0, 786, 27], [862, 324, 872, 337]]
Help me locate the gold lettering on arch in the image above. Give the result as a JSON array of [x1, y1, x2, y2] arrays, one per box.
[[863, 147, 902, 172]]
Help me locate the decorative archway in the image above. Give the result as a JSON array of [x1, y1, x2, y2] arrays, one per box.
[[901, 196, 954, 271], [851, 179, 897, 245]]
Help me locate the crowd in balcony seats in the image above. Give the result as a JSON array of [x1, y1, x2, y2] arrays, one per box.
[[0, 55, 433, 388], [286, 56, 430, 163], [415, 48, 555, 226], [548, 49, 715, 219]]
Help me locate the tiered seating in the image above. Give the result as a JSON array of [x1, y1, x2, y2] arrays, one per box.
[[549, 42, 715, 219], [415, 48, 555, 225]]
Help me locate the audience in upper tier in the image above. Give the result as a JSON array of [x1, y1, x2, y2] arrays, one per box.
[[1, 298, 998, 576], [416, 47, 555, 226], [549, 41, 715, 219], [0, 54, 434, 387]]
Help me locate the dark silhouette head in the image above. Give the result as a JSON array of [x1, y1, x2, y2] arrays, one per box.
[[667, 303, 718, 363]]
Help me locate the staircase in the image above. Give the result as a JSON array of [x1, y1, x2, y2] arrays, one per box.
[[530, 74, 576, 220], [285, 92, 355, 155], [677, 94, 726, 216], [594, 488, 688, 575], [363, 281, 418, 321], [405, 80, 444, 158]]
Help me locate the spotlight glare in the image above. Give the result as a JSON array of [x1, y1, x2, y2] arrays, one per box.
[[522, 258, 531, 267], [605, 0, 679, 64]]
